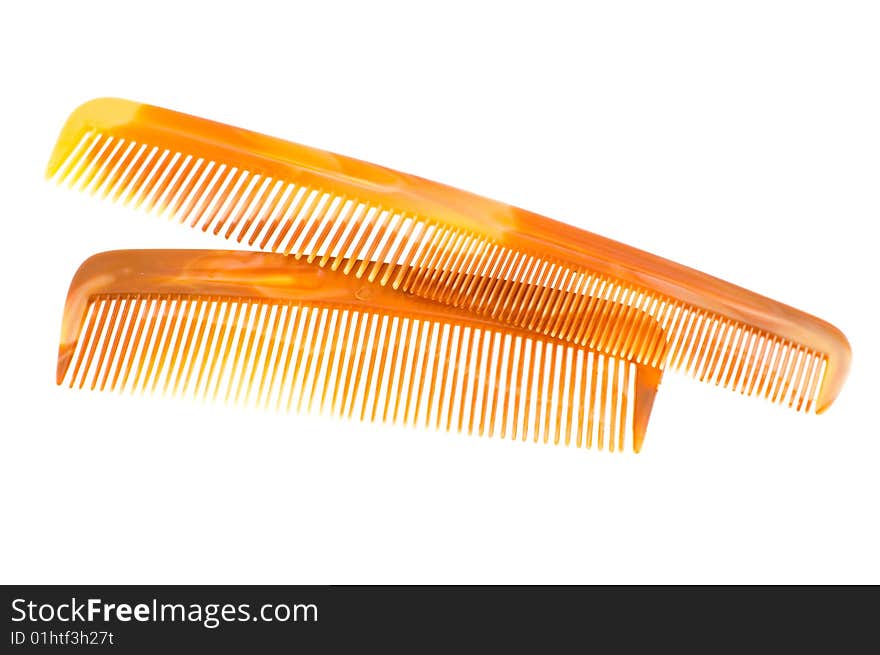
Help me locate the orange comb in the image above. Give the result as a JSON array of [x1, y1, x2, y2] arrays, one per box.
[[58, 250, 666, 452], [47, 98, 850, 416]]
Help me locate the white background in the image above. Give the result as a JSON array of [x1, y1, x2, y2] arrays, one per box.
[[1, 1, 877, 583]]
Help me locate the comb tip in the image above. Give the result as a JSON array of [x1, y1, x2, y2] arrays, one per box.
[[632, 366, 662, 453], [57, 343, 75, 385], [46, 97, 142, 179]]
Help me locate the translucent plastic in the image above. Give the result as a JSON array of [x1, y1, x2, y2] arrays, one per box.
[[58, 250, 665, 452], [47, 98, 851, 413]]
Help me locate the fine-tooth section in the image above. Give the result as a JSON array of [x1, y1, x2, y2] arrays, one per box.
[[61, 297, 645, 451], [47, 99, 850, 414], [57, 250, 670, 452]]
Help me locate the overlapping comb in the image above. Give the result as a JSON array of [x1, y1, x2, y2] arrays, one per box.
[[48, 98, 850, 452], [58, 250, 665, 452]]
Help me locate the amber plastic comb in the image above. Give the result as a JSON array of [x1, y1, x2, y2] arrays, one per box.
[[47, 98, 851, 414], [58, 250, 667, 452]]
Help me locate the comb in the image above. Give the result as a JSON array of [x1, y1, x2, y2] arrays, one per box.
[[47, 98, 850, 415], [58, 250, 667, 453]]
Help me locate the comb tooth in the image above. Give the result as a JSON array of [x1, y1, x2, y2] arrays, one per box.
[[435, 324, 455, 431], [162, 298, 196, 395], [558, 272, 595, 345], [143, 152, 183, 214], [424, 323, 444, 427], [243, 180, 286, 246], [286, 306, 315, 412], [352, 209, 392, 276], [787, 349, 812, 410], [208, 169, 250, 236], [108, 143, 149, 203], [720, 326, 746, 389], [150, 297, 184, 393], [224, 173, 267, 239], [87, 138, 129, 196], [119, 146, 158, 205], [211, 300, 242, 401], [734, 330, 760, 393], [618, 361, 629, 452], [575, 351, 588, 447], [499, 255, 534, 323], [437, 236, 482, 305], [180, 299, 214, 397], [98, 140, 138, 199], [121, 298, 152, 392], [261, 304, 291, 407], [131, 297, 161, 391], [306, 196, 347, 265], [395, 320, 424, 425], [254, 303, 286, 407], [401, 222, 446, 291], [296, 306, 327, 412], [238, 303, 268, 405], [379, 215, 418, 284], [691, 316, 719, 379], [572, 277, 609, 347], [234, 176, 277, 243], [109, 296, 141, 391], [609, 357, 620, 452], [51, 129, 97, 184], [195, 166, 238, 231], [382, 318, 406, 421], [291, 192, 332, 259], [444, 325, 463, 432], [368, 313, 393, 422], [487, 251, 525, 320], [323, 200, 363, 269], [426, 232, 472, 299], [486, 332, 504, 438], [159, 156, 201, 218], [586, 352, 599, 449], [802, 356, 824, 413], [366, 213, 406, 282], [64, 132, 105, 187], [131, 149, 171, 210], [279, 188, 322, 256], [767, 342, 794, 404], [273, 305, 301, 410], [682, 312, 708, 374], [520, 338, 535, 442], [531, 340, 545, 443], [348, 313, 376, 418], [175, 161, 219, 225], [452, 241, 496, 304], [195, 300, 226, 398], [512, 259, 550, 326], [744, 334, 771, 397], [75, 136, 118, 192], [399, 222, 442, 293], [78, 299, 112, 389], [91, 298, 123, 390], [563, 346, 575, 446], [263, 185, 306, 251], [776, 346, 803, 407], [419, 229, 466, 296], [341, 311, 368, 417], [225, 301, 263, 403], [328, 309, 353, 413], [164, 157, 207, 223], [700, 320, 731, 383], [65, 301, 98, 387]]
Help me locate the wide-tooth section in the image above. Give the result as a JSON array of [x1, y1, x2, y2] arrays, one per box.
[[61, 294, 642, 452], [50, 132, 826, 413]]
